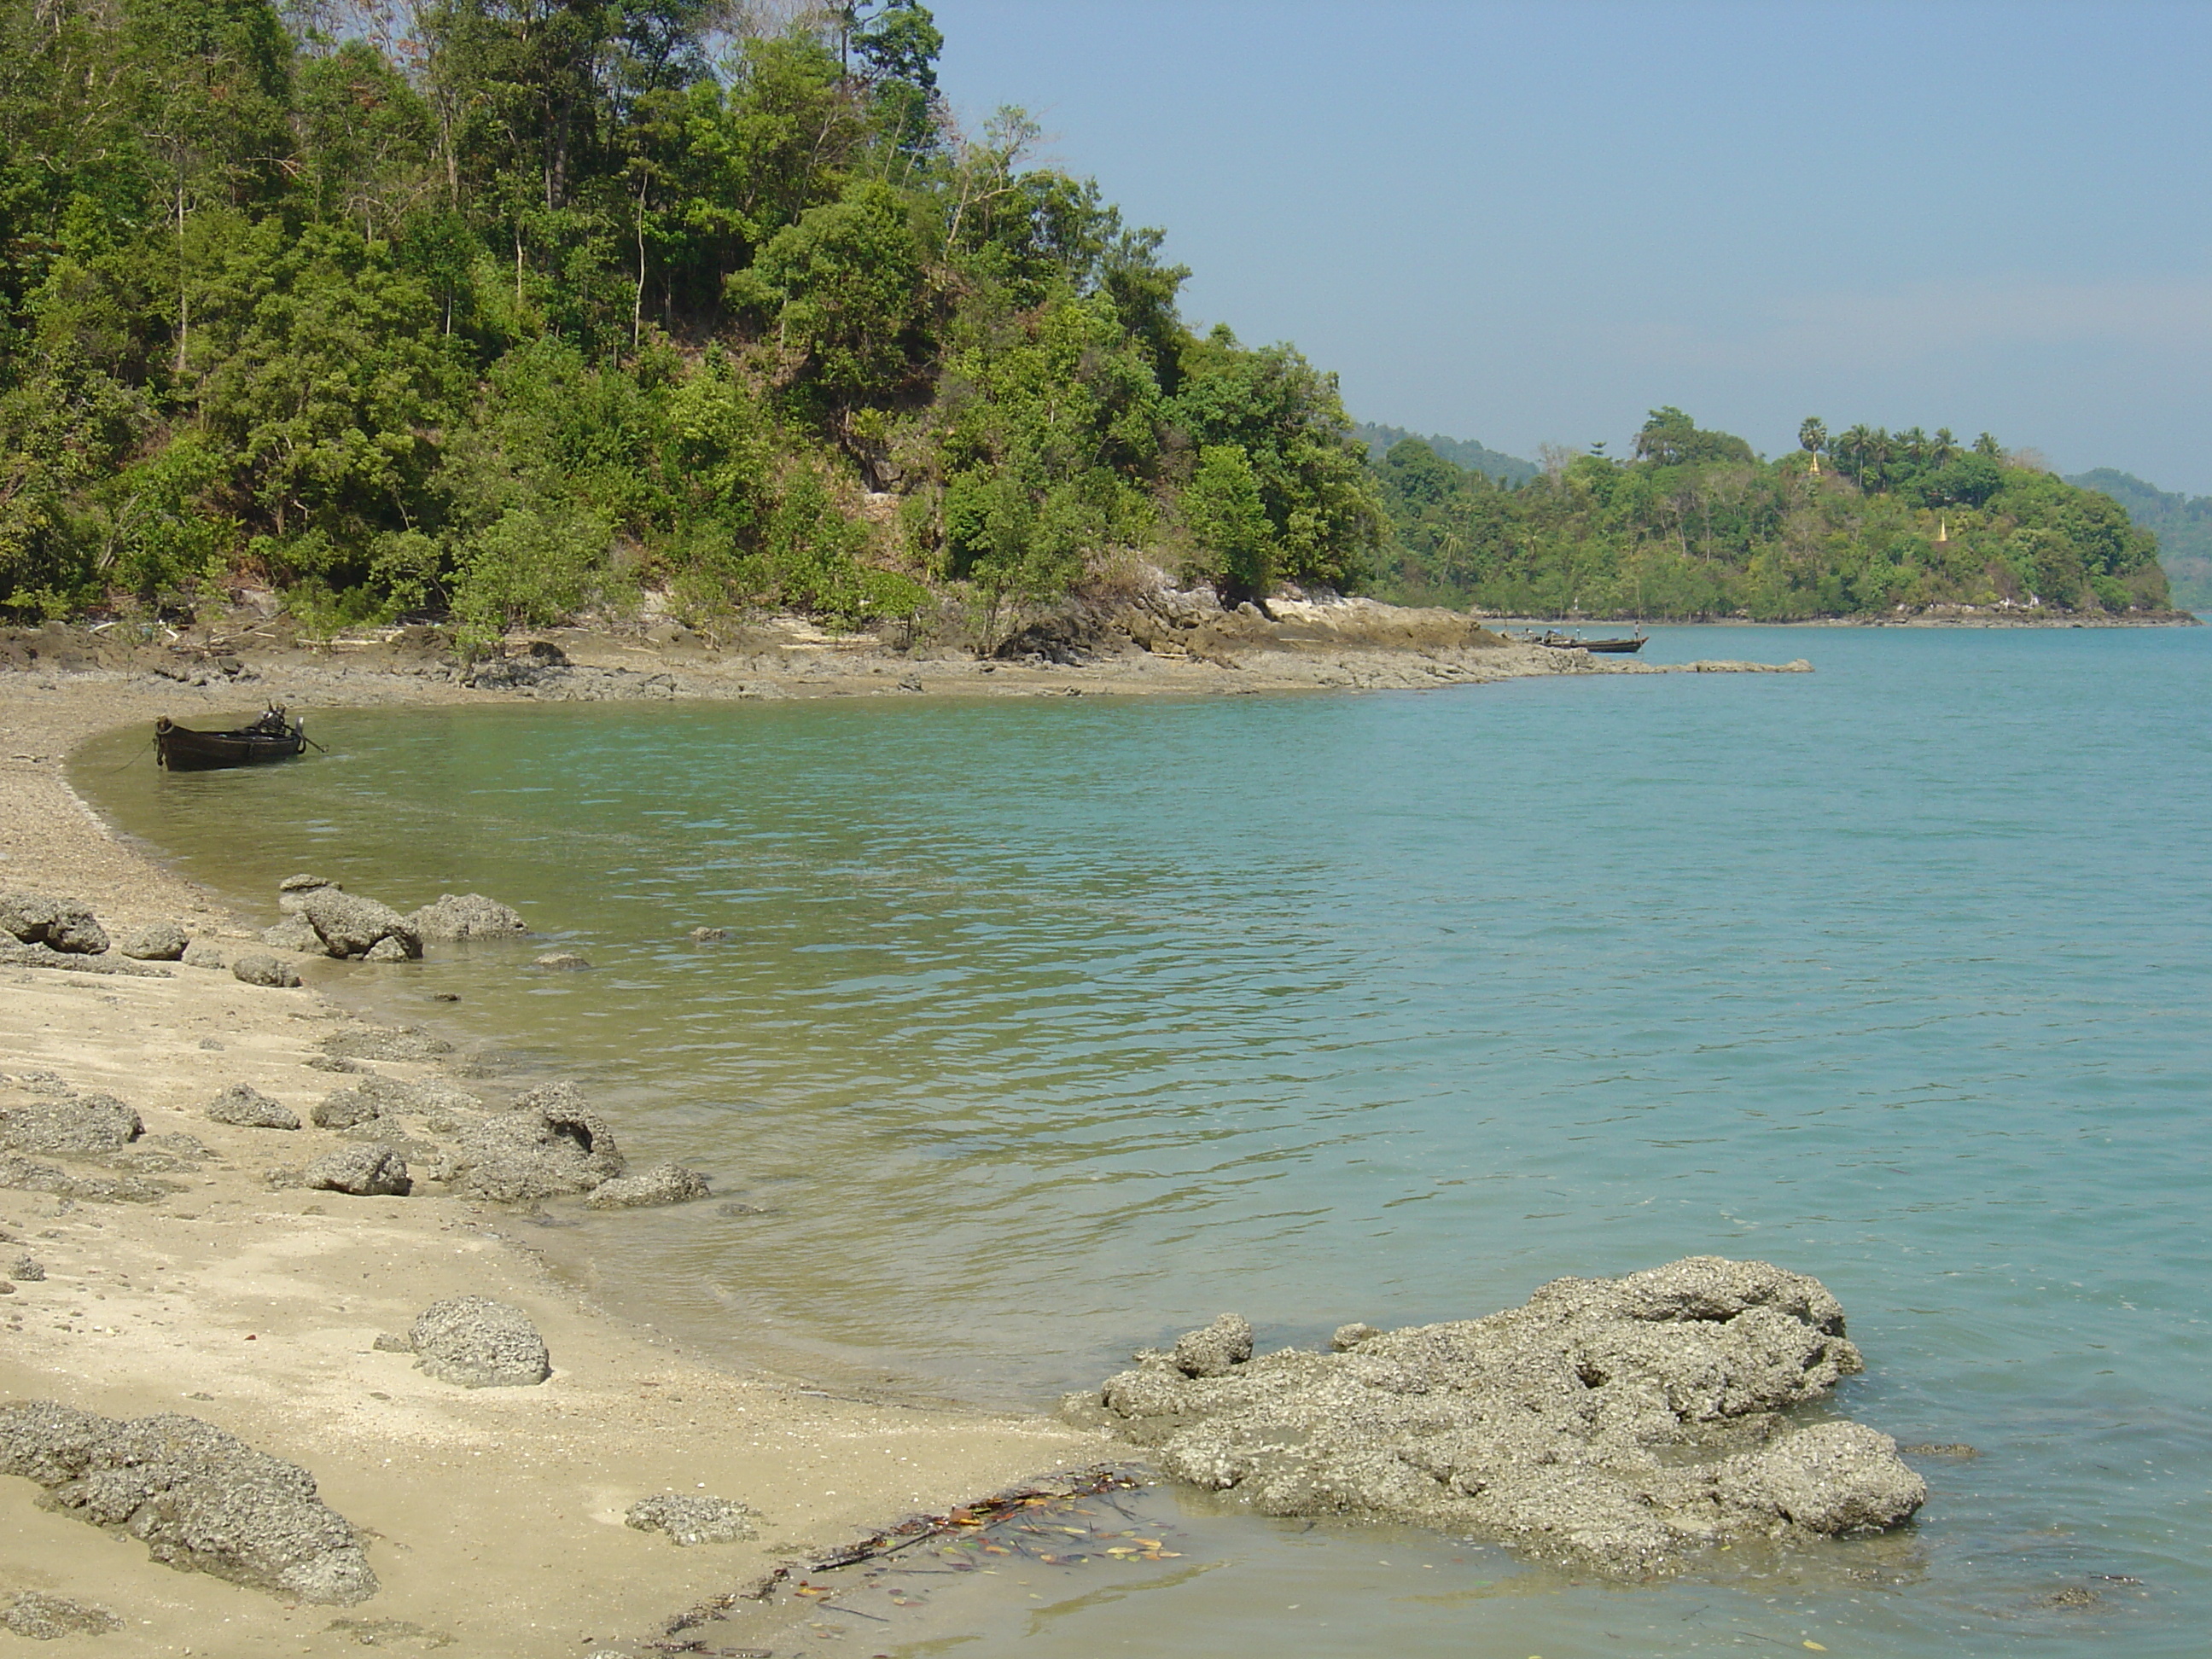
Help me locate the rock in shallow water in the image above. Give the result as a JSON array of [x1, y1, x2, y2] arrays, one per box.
[[584, 1161, 709, 1209], [410, 1295, 550, 1388], [0, 1401, 377, 1604], [299, 889, 420, 960], [439, 1082, 622, 1202], [1068, 1256, 1925, 1575], [406, 893, 527, 941]]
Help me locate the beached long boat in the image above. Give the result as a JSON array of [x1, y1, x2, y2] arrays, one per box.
[[154, 707, 309, 771], [1522, 628, 1649, 654]]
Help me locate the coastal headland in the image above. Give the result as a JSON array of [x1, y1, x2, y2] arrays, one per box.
[[0, 600, 1813, 1656]]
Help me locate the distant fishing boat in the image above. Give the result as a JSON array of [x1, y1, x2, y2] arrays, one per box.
[[154, 706, 309, 771], [1521, 627, 1649, 654]]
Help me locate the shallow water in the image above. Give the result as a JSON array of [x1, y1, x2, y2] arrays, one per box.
[[77, 626, 2212, 1655]]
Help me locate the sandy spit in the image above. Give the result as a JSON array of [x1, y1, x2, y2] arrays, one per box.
[[0, 605, 1805, 1656]]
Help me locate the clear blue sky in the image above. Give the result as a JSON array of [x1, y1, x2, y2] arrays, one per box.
[[928, 0, 2212, 492]]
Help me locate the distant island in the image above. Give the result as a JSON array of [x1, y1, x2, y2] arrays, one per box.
[[1363, 412, 2180, 621]]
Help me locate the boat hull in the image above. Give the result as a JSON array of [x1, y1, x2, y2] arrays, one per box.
[[154, 718, 307, 771]]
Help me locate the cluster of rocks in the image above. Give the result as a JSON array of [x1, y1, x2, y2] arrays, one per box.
[[0, 1400, 379, 1604], [0, 888, 311, 986], [199, 1057, 710, 1214], [0, 1077, 182, 1204], [262, 876, 528, 963], [1066, 1256, 1926, 1575]]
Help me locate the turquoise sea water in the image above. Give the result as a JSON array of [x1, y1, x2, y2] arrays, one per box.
[[77, 627, 2212, 1656]]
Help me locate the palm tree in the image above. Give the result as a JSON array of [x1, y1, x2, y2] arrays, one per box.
[[1798, 416, 1828, 474]]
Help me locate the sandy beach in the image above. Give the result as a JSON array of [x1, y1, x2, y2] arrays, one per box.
[[0, 602, 1808, 1656]]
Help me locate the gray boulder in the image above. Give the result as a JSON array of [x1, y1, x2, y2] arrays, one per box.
[[299, 890, 421, 961], [1172, 1313, 1255, 1378], [0, 1092, 143, 1155], [261, 914, 323, 953], [361, 936, 410, 963], [310, 1087, 382, 1131], [300, 1144, 410, 1197], [406, 894, 527, 942], [180, 938, 226, 969], [0, 892, 108, 955], [276, 874, 339, 913], [585, 1162, 710, 1209], [441, 1082, 622, 1202], [0, 1400, 378, 1604], [1071, 1257, 1924, 1575], [409, 1296, 550, 1388], [533, 951, 591, 971], [119, 920, 189, 961], [4, 1592, 124, 1639], [232, 953, 302, 988], [624, 1493, 757, 1545], [10, 1256, 45, 1281], [205, 1085, 301, 1131], [687, 926, 729, 942]]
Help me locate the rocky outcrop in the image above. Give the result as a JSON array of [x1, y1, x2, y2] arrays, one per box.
[[119, 920, 189, 960], [1067, 1257, 1925, 1575], [624, 1493, 756, 1545], [584, 1161, 710, 1209], [408, 1296, 550, 1388], [300, 1144, 410, 1196], [205, 1085, 300, 1131], [439, 1082, 621, 1202], [0, 892, 108, 954], [0, 1400, 378, 1604], [310, 1087, 384, 1130], [0, 1155, 175, 1204], [406, 894, 527, 942], [0, 1091, 143, 1155], [276, 874, 339, 913], [298, 890, 421, 960], [180, 938, 225, 969]]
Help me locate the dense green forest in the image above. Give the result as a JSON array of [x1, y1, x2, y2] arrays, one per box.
[[2064, 469, 2211, 612], [1350, 423, 1535, 486], [0, 0, 1382, 638], [0, 2, 2181, 638], [1369, 411, 2174, 620]]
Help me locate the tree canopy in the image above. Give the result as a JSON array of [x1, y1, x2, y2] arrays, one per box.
[[0, 0, 1380, 634], [1370, 412, 2174, 620]]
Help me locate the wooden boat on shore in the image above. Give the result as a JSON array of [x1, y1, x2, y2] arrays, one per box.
[[154, 707, 309, 771], [1522, 628, 1649, 654]]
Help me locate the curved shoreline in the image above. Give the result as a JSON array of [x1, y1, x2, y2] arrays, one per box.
[[0, 624, 1817, 1656]]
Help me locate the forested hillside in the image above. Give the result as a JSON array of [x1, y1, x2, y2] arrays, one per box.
[[1369, 410, 2174, 620], [0, 0, 1380, 637], [2064, 470, 2211, 612], [1349, 423, 1535, 486]]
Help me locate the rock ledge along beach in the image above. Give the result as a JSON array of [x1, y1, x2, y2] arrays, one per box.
[[0, 608, 1824, 1656]]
